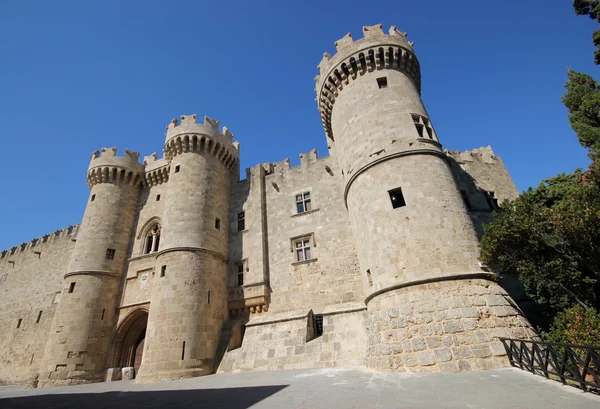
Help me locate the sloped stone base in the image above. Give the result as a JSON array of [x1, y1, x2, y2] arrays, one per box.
[[366, 278, 537, 373]]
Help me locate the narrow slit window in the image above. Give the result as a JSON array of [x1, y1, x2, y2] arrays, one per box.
[[207, 291, 211, 304], [91, 194, 96, 202], [161, 265, 166, 277], [68, 282, 76, 293], [36, 311, 42, 323], [388, 188, 406, 209], [175, 165, 180, 173], [17, 318, 22, 329], [156, 194, 161, 201], [367, 269, 373, 286], [106, 248, 115, 260], [215, 218, 221, 230], [181, 341, 186, 360], [101, 309, 105, 320], [237, 264, 244, 286], [376, 77, 388, 89], [237, 211, 245, 232]]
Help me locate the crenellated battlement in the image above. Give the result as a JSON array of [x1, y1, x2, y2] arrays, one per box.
[[163, 114, 239, 170], [0, 224, 79, 261], [87, 147, 145, 189], [444, 146, 499, 165], [240, 149, 335, 182], [315, 24, 420, 141]]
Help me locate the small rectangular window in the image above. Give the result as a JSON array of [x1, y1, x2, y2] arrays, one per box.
[[296, 192, 312, 214], [106, 248, 115, 260], [36, 310, 42, 323], [69, 282, 76, 293], [91, 194, 96, 202], [215, 218, 221, 230], [388, 188, 406, 209], [376, 77, 388, 89], [237, 212, 245, 232], [237, 264, 244, 286], [460, 190, 472, 210], [295, 239, 312, 262], [313, 314, 324, 337], [156, 194, 161, 201], [175, 165, 180, 173], [17, 318, 22, 329], [161, 265, 166, 277]]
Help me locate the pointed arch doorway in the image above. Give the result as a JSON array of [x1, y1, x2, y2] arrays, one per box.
[[110, 308, 148, 377]]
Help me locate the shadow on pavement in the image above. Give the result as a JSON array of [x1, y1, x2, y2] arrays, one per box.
[[0, 385, 289, 409]]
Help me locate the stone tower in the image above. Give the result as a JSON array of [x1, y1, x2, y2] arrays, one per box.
[[315, 25, 534, 372], [38, 148, 144, 387], [136, 115, 238, 383]]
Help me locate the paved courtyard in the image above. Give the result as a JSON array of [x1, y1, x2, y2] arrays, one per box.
[[0, 367, 599, 408]]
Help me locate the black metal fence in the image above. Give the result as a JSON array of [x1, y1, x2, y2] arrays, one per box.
[[499, 338, 600, 392]]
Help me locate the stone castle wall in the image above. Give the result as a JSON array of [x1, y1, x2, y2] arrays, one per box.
[[0, 226, 78, 385]]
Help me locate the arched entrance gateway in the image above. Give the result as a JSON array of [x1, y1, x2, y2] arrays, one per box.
[[109, 308, 148, 378]]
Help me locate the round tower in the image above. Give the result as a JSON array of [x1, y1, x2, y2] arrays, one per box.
[[136, 114, 238, 383], [38, 148, 144, 387], [316, 25, 535, 372]]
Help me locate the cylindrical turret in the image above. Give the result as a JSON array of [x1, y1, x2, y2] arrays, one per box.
[[316, 25, 535, 372], [136, 114, 238, 383], [38, 148, 144, 387]]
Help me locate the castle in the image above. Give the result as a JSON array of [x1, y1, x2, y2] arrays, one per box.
[[0, 24, 536, 387]]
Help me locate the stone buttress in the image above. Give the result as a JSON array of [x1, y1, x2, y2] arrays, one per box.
[[135, 115, 238, 383], [38, 148, 144, 387], [315, 24, 536, 372]]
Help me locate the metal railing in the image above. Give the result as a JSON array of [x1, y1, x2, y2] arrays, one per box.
[[499, 338, 600, 392]]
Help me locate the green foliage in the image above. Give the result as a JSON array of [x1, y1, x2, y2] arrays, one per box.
[[562, 70, 600, 159], [573, 0, 600, 64], [544, 305, 600, 346], [480, 171, 600, 317]]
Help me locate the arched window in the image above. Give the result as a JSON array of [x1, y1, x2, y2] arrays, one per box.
[[143, 224, 161, 254]]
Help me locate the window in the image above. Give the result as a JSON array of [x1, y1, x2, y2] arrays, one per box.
[[175, 165, 180, 173], [101, 309, 105, 320], [91, 194, 96, 202], [156, 194, 161, 201], [367, 269, 373, 287], [377, 77, 388, 88], [215, 218, 221, 230], [161, 265, 166, 277], [313, 314, 324, 337], [36, 311, 42, 323], [237, 264, 244, 286], [460, 190, 472, 210], [484, 191, 499, 210], [296, 192, 312, 213], [388, 188, 406, 209], [144, 224, 161, 254], [207, 291, 211, 304], [411, 114, 436, 140], [295, 239, 312, 262], [106, 248, 115, 260], [68, 282, 76, 293], [17, 319, 22, 329], [237, 211, 245, 232]]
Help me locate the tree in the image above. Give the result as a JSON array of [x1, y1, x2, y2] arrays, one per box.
[[480, 172, 599, 318], [562, 70, 600, 160], [573, 0, 600, 64]]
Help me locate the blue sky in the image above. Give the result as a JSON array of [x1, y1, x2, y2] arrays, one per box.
[[0, 0, 597, 250]]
